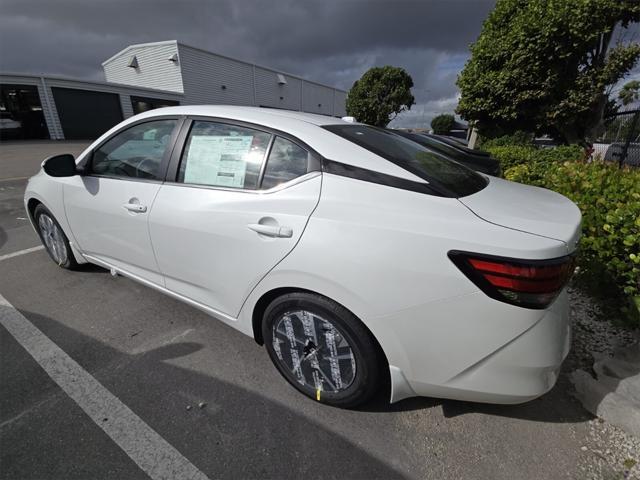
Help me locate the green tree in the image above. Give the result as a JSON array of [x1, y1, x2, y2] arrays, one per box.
[[346, 66, 415, 127], [431, 114, 455, 134], [456, 0, 640, 146], [619, 80, 640, 105]]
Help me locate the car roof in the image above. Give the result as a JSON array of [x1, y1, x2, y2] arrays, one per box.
[[135, 105, 353, 127], [79, 105, 426, 183]]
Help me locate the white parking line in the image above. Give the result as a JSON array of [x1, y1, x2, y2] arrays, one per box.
[[0, 293, 210, 480], [0, 176, 29, 182], [0, 246, 44, 262]]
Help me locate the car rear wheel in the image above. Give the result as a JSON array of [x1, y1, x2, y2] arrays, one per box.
[[34, 204, 78, 269], [262, 292, 382, 408]]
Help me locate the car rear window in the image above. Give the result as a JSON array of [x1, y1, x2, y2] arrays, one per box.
[[323, 125, 487, 197], [395, 131, 466, 162], [426, 134, 490, 157]]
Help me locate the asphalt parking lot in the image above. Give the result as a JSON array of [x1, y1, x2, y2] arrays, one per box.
[[0, 141, 593, 480]]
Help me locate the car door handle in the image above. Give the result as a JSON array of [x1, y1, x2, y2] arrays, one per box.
[[247, 223, 293, 238], [123, 203, 147, 213]]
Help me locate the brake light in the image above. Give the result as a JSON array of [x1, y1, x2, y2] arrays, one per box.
[[448, 251, 576, 309]]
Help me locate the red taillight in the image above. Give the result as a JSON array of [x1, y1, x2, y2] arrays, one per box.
[[449, 251, 576, 309]]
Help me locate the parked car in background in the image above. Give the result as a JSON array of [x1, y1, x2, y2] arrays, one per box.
[[532, 137, 559, 149], [594, 142, 640, 167], [430, 134, 468, 148], [394, 130, 501, 176], [26, 106, 580, 408], [0, 111, 22, 140]]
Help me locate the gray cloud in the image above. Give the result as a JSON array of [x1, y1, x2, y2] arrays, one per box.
[[0, 0, 496, 127]]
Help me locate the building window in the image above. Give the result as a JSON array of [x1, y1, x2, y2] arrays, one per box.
[[0, 84, 48, 140], [131, 96, 179, 115]]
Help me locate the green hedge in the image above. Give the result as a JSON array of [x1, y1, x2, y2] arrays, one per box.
[[486, 144, 584, 171], [481, 131, 534, 149], [497, 152, 640, 322]]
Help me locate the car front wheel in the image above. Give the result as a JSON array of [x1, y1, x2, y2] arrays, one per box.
[[262, 292, 382, 408], [34, 204, 78, 269]]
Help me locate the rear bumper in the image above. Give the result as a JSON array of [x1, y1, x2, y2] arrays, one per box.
[[381, 290, 571, 404]]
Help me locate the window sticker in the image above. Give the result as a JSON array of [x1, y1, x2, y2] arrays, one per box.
[[184, 135, 253, 188]]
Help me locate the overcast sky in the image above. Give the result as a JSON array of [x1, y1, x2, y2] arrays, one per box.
[[2, 0, 638, 128]]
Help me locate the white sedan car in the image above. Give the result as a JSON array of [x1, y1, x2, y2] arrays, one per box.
[[25, 106, 581, 408]]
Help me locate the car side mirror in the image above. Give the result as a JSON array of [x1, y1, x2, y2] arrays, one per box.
[[42, 154, 78, 177]]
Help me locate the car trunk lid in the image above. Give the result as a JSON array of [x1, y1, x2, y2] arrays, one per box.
[[459, 176, 581, 253]]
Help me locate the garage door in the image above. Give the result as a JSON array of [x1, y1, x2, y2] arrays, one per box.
[[0, 84, 49, 140], [52, 87, 123, 140]]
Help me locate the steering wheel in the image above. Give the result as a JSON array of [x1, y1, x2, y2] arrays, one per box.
[[113, 164, 131, 177], [133, 157, 155, 178]]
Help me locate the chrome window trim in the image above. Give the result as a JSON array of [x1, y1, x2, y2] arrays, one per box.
[[257, 134, 276, 189], [79, 174, 166, 185], [162, 170, 321, 195]]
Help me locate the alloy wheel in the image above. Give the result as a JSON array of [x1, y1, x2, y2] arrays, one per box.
[[38, 213, 68, 265], [271, 310, 357, 394]]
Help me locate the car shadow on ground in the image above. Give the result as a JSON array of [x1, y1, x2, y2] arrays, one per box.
[[437, 375, 592, 424], [3, 309, 409, 480], [75, 263, 111, 274], [74, 265, 587, 421], [39, 261, 595, 428], [14, 261, 592, 431]]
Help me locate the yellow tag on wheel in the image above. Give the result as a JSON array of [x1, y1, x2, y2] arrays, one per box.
[[316, 388, 321, 401]]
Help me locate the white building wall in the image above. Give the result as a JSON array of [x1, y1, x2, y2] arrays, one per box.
[[254, 67, 302, 111], [178, 44, 254, 106], [40, 82, 64, 139], [119, 94, 134, 118], [302, 82, 335, 116], [101, 41, 347, 116], [333, 90, 347, 117], [2, 42, 347, 142], [102, 41, 183, 93]]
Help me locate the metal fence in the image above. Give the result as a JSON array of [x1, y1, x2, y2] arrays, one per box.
[[593, 107, 640, 167]]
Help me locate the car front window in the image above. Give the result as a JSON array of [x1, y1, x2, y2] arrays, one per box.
[[91, 119, 177, 180]]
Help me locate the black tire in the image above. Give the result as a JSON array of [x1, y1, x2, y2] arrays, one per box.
[[262, 292, 382, 408], [33, 204, 78, 269]]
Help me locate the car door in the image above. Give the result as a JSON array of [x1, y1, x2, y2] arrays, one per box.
[[64, 118, 180, 285], [149, 119, 321, 317]]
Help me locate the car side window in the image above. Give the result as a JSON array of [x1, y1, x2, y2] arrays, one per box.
[[177, 121, 272, 189], [261, 136, 310, 190], [91, 119, 177, 180]]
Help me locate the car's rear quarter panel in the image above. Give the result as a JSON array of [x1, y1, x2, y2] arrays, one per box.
[[241, 173, 570, 397]]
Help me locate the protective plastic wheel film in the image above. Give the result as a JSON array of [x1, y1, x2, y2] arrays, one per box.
[[272, 310, 356, 393]]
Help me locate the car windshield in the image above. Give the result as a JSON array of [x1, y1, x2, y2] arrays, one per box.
[[323, 124, 487, 197]]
